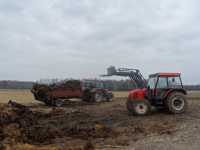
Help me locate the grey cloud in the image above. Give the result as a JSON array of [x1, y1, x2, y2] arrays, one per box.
[[0, 0, 200, 84]]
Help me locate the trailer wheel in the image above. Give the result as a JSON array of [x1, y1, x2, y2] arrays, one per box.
[[106, 93, 114, 102], [167, 92, 188, 114], [94, 92, 104, 102], [44, 100, 53, 106], [42, 96, 52, 106], [54, 99, 65, 107], [82, 90, 92, 102], [127, 99, 151, 115]]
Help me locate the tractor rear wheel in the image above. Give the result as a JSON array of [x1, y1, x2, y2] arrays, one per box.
[[166, 92, 188, 114], [126, 99, 151, 116]]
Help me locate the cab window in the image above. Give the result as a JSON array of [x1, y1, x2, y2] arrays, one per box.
[[168, 77, 182, 88], [157, 77, 167, 88], [147, 77, 157, 89], [96, 82, 104, 88]]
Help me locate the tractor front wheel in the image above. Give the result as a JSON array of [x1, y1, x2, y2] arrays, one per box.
[[126, 99, 151, 116], [166, 92, 188, 114]]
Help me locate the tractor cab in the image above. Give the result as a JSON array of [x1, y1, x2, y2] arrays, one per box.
[[148, 73, 183, 89], [146, 73, 186, 104]]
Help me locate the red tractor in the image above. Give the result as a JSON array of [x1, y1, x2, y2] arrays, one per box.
[[104, 66, 188, 115]]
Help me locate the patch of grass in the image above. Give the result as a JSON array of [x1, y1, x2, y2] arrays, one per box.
[[188, 91, 200, 100], [113, 91, 128, 98], [0, 89, 37, 104]]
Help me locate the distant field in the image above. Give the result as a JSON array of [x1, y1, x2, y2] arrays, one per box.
[[0, 89, 199, 104], [114, 91, 200, 99], [113, 91, 129, 98], [187, 91, 200, 99], [0, 89, 35, 104]]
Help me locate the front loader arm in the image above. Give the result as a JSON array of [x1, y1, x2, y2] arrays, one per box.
[[102, 66, 147, 89]]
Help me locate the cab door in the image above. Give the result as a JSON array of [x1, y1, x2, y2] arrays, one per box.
[[146, 77, 157, 100], [155, 77, 169, 101]]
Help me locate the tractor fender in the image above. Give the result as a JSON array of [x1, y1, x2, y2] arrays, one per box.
[[164, 89, 187, 100]]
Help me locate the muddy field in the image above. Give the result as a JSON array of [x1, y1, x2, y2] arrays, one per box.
[[0, 91, 200, 150]]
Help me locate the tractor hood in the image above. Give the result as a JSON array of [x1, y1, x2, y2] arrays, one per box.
[[128, 88, 147, 100]]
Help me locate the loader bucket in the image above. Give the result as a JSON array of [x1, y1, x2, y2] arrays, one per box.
[[107, 66, 117, 76]]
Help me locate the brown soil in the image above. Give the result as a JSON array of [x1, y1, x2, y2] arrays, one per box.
[[0, 98, 198, 150]]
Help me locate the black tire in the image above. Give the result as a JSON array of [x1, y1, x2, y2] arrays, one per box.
[[126, 99, 151, 116], [44, 98, 52, 106], [82, 90, 92, 102], [166, 92, 188, 114], [94, 92, 104, 102], [39, 95, 51, 106], [54, 99, 64, 107], [106, 93, 113, 102], [43, 98, 53, 106]]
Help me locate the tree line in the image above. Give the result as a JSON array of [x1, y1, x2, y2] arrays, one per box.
[[0, 80, 199, 91]]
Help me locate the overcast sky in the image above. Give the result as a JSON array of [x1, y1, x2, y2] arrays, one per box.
[[0, 0, 199, 84]]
